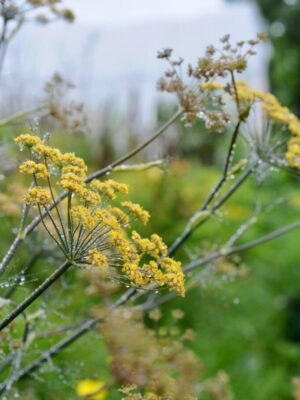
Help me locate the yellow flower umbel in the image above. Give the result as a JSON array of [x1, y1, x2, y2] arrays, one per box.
[[233, 81, 300, 136], [15, 132, 185, 296], [209, 80, 300, 170]]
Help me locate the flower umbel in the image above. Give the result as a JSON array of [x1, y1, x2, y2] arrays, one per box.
[[15, 133, 185, 296]]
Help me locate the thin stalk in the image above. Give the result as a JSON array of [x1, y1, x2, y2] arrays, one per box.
[[38, 206, 67, 255], [44, 206, 69, 253], [72, 224, 85, 257], [0, 261, 71, 332], [168, 166, 252, 256], [46, 166, 68, 249], [230, 70, 241, 117], [33, 174, 68, 253], [184, 219, 300, 274], [67, 191, 73, 256], [75, 224, 109, 257], [112, 160, 164, 172], [4, 252, 41, 299], [86, 107, 184, 182], [201, 120, 241, 210], [17, 204, 30, 239], [210, 167, 252, 210], [168, 119, 243, 257], [0, 236, 23, 276], [0, 104, 48, 127]]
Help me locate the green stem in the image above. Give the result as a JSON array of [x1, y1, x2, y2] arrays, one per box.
[[0, 104, 48, 127], [0, 261, 71, 332]]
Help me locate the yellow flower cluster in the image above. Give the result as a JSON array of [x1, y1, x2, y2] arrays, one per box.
[[121, 201, 150, 225], [61, 152, 87, 170], [141, 258, 185, 296], [91, 179, 128, 199], [161, 258, 185, 297], [201, 81, 225, 91], [226, 82, 300, 170], [32, 143, 62, 164], [19, 161, 49, 179], [79, 188, 101, 206], [71, 206, 95, 230], [123, 262, 148, 286], [143, 260, 167, 287], [108, 207, 130, 225], [85, 249, 108, 269], [286, 137, 300, 169], [201, 79, 300, 139], [59, 154, 88, 193], [94, 208, 120, 230], [235, 81, 257, 103], [235, 81, 300, 135], [59, 171, 85, 192], [108, 226, 184, 295], [257, 91, 300, 132], [15, 134, 41, 148], [131, 231, 167, 260], [15, 132, 185, 296], [23, 187, 51, 206]]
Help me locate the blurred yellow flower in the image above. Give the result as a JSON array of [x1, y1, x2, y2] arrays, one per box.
[[76, 379, 107, 400]]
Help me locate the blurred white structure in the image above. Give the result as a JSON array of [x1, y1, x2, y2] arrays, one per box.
[[0, 0, 269, 130]]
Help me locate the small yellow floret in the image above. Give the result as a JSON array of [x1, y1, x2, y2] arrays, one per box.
[[19, 161, 49, 179], [122, 262, 148, 286], [78, 188, 100, 205], [201, 81, 225, 91], [161, 257, 185, 297], [32, 143, 62, 164], [143, 260, 166, 286], [236, 81, 257, 103], [108, 207, 130, 225], [286, 137, 300, 169], [94, 209, 120, 230], [85, 249, 108, 268], [91, 179, 129, 199], [15, 134, 41, 148], [121, 201, 150, 225], [59, 172, 85, 192], [71, 206, 95, 230], [23, 187, 51, 206], [62, 165, 87, 178], [61, 152, 87, 171]]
